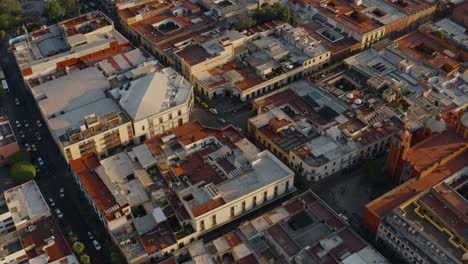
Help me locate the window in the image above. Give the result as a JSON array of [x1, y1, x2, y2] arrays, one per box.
[[285, 181, 289, 192], [263, 191, 268, 202], [230, 206, 235, 217], [241, 201, 246, 212], [178, 110, 182, 116], [159, 117, 163, 124], [252, 196, 257, 207], [142, 125, 145, 130], [212, 215, 217, 226], [274, 186, 278, 197], [169, 113, 172, 119], [200, 220, 205, 231]]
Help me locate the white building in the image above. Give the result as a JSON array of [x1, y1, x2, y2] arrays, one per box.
[[110, 67, 194, 143]]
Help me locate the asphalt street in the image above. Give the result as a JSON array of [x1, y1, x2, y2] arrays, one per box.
[[0, 44, 112, 263]]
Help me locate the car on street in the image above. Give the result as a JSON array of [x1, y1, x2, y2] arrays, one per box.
[[195, 96, 201, 103], [34, 132, 42, 141], [209, 108, 219, 115], [55, 208, 63, 218], [217, 118, 226, 125], [36, 120, 42, 127], [14, 98, 20, 106], [19, 130, 25, 139], [31, 144, 37, 151], [88, 232, 94, 240], [24, 143, 31, 152], [59, 187, 65, 198], [37, 157, 44, 166], [15, 120, 21, 128], [201, 102, 209, 108], [92, 240, 101, 250], [23, 120, 29, 128], [48, 198, 55, 207], [34, 164, 41, 173], [338, 213, 349, 223]]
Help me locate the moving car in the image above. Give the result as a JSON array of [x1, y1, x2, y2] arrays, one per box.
[[88, 232, 94, 240], [209, 108, 219, 114], [201, 102, 209, 108], [55, 208, 63, 218], [92, 240, 101, 250], [24, 143, 31, 152], [59, 187, 65, 198], [14, 98, 20, 106], [15, 120, 21, 128], [217, 118, 226, 125], [36, 120, 42, 127], [34, 132, 42, 141], [23, 120, 29, 128], [37, 157, 44, 166], [48, 198, 55, 207]]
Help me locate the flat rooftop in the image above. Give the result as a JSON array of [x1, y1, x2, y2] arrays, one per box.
[[4, 181, 49, 227], [19, 216, 74, 263], [48, 98, 123, 145], [32, 66, 109, 118], [0, 115, 17, 147], [111, 67, 192, 121]]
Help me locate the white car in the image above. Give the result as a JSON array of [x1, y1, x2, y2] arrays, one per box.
[[55, 208, 63, 218], [59, 187, 64, 198], [14, 98, 20, 106], [209, 108, 219, 115], [36, 120, 42, 127], [92, 240, 101, 250], [88, 231, 94, 240], [23, 120, 29, 128], [24, 143, 31, 152], [15, 120, 21, 128], [48, 198, 55, 207], [19, 131, 25, 139], [37, 157, 44, 166]]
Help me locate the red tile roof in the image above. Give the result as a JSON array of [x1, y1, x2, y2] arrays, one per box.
[[224, 232, 242, 247], [266, 224, 300, 257], [192, 197, 226, 217], [20, 216, 73, 262], [308, 202, 346, 230], [140, 223, 176, 254], [172, 152, 225, 186], [70, 153, 119, 215]]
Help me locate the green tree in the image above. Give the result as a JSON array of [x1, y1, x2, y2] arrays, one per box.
[[9, 150, 31, 164], [70, 234, 79, 242], [233, 13, 256, 31], [254, 4, 291, 24], [10, 161, 36, 183], [73, 242, 85, 255], [60, 0, 78, 15], [44, 0, 66, 22], [80, 254, 90, 264]]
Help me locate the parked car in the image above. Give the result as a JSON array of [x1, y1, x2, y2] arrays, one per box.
[[37, 157, 44, 166], [92, 240, 101, 250], [201, 102, 209, 108], [48, 198, 55, 207], [19, 130, 25, 139], [195, 96, 201, 103], [31, 144, 37, 151], [23, 120, 29, 128], [34, 132, 42, 141], [14, 98, 20, 106], [87, 232, 94, 240], [217, 118, 226, 125], [55, 208, 63, 218], [15, 120, 21, 128], [36, 120, 42, 127], [24, 143, 31, 152], [59, 187, 64, 198], [209, 108, 219, 114]]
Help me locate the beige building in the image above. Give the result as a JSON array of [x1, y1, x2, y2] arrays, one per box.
[[110, 67, 194, 143]]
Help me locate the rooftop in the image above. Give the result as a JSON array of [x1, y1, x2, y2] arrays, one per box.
[[32, 66, 109, 118], [70, 154, 122, 219], [0, 115, 18, 148], [19, 216, 75, 263], [11, 11, 128, 75], [293, 0, 385, 35], [110, 67, 192, 121], [4, 181, 49, 228]]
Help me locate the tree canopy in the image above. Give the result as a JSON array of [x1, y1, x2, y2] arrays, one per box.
[[254, 4, 291, 24], [73, 242, 85, 255], [44, 0, 66, 22], [80, 254, 90, 264], [0, 0, 24, 34], [9, 150, 31, 164], [10, 161, 36, 183]]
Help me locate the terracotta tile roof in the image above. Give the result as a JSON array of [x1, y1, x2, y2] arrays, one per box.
[[172, 152, 224, 186], [266, 224, 300, 257], [176, 44, 211, 66], [366, 151, 468, 218], [433, 183, 468, 218], [192, 197, 226, 217], [224, 232, 242, 247], [238, 254, 259, 264], [308, 202, 346, 230], [70, 153, 119, 215], [452, 1, 468, 28], [20, 216, 73, 262], [140, 223, 176, 254], [405, 124, 467, 175]]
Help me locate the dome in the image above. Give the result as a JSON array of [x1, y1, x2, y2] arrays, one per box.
[[354, 98, 362, 105], [346, 93, 354, 99], [425, 115, 446, 134]]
